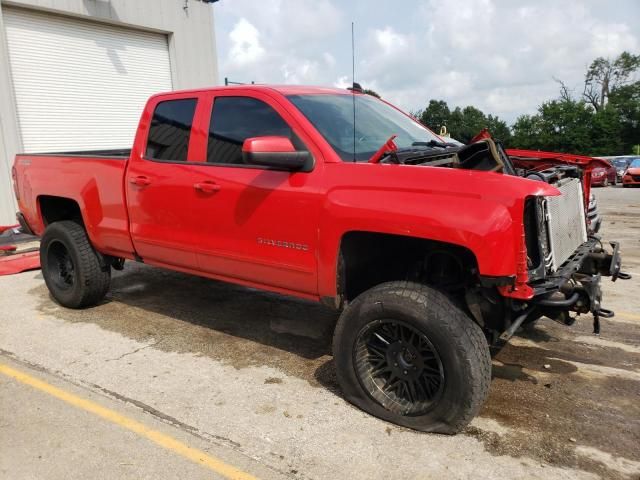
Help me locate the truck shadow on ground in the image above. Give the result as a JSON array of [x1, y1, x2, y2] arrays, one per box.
[[34, 262, 339, 383], [32, 262, 639, 388]]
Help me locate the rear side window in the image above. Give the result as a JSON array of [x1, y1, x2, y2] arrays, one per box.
[[146, 99, 197, 162], [207, 97, 295, 165]]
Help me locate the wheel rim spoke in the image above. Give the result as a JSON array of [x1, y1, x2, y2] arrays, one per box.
[[354, 319, 444, 416], [47, 241, 75, 290]]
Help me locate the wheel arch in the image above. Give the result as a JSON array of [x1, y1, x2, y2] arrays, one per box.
[[335, 231, 480, 304], [38, 195, 85, 227]]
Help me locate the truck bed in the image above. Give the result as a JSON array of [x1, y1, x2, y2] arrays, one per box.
[[13, 151, 134, 259]]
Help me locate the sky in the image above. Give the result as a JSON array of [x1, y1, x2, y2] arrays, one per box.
[[213, 0, 640, 123]]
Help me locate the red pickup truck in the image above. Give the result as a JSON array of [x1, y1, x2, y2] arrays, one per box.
[[12, 85, 628, 434]]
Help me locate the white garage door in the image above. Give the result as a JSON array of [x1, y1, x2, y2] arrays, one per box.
[[4, 7, 173, 153]]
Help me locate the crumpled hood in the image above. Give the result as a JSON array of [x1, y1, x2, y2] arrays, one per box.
[[506, 149, 612, 171], [506, 148, 602, 205]]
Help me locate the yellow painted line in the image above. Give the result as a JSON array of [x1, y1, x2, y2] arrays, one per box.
[[0, 363, 258, 480], [617, 311, 640, 321]]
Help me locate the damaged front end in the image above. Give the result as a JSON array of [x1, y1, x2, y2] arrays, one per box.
[[370, 130, 630, 340], [452, 138, 631, 343], [499, 176, 630, 341]]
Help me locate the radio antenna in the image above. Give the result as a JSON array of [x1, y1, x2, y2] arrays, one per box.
[[351, 21, 356, 162]]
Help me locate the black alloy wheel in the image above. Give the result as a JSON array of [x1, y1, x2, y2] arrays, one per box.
[[46, 240, 76, 291], [333, 281, 492, 433], [40, 221, 111, 309], [354, 320, 444, 416]]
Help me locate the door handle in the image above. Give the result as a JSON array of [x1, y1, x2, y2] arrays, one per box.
[[130, 176, 151, 187], [194, 181, 221, 193]]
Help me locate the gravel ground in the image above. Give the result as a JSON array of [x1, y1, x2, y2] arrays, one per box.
[[0, 186, 638, 479]]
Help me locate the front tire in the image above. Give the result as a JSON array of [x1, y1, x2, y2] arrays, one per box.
[[40, 221, 110, 309], [333, 281, 491, 434]]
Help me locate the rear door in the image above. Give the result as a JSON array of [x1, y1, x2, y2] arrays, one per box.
[[186, 90, 324, 296], [126, 92, 208, 269]]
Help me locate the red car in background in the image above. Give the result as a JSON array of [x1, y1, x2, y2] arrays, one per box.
[[623, 158, 640, 187], [591, 160, 617, 187]]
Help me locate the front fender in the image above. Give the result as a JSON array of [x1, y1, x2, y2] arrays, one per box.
[[316, 164, 559, 298]]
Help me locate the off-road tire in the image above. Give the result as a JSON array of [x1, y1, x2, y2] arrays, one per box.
[[333, 281, 491, 434], [40, 221, 110, 309]]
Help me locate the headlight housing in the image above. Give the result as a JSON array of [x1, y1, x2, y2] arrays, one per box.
[[524, 196, 550, 282]]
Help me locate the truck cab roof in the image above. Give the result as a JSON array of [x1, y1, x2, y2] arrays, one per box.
[[151, 84, 355, 100]]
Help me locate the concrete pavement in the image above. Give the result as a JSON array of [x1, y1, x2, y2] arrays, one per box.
[[0, 186, 638, 479]]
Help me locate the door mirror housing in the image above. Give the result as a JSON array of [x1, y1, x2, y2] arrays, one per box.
[[242, 136, 311, 171]]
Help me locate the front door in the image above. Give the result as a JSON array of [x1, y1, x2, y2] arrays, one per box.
[[186, 91, 324, 296]]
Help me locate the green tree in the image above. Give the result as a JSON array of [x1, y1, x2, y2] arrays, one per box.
[[414, 52, 640, 154], [608, 82, 640, 154], [510, 51, 640, 155], [485, 114, 511, 144], [417, 100, 511, 144], [455, 106, 486, 143], [583, 51, 640, 111], [511, 114, 541, 150], [418, 100, 451, 133], [511, 99, 593, 154], [589, 106, 624, 156], [511, 99, 624, 156]]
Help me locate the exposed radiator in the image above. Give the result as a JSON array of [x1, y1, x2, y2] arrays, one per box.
[[545, 178, 587, 271]]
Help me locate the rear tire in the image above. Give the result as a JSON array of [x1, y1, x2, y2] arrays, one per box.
[[40, 221, 110, 309], [333, 281, 491, 434]]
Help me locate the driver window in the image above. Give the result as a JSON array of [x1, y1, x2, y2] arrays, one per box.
[[207, 96, 301, 165]]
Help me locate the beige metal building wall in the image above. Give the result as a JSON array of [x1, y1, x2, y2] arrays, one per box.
[[0, 0, 218, 224]]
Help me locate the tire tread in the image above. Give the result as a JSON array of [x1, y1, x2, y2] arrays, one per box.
[[333, 280, 491, 433], [41, 220, 110, 308]]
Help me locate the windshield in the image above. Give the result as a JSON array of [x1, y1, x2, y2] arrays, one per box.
[[630, 159, 640, 168], [288, 94, 441, 161], [612, 159, 629, 168]]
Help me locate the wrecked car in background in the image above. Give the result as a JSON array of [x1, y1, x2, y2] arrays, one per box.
[[505, 149, 616, 233]]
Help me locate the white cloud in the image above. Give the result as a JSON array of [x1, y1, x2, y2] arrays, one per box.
[[218, 0, 344, 85], [333, 75, 350, 88], [590, 23, 638, 57], [214, 0, 640, 122], [323, 52, 337, 68], [228, 18, 264, 66], [281, 60, 320, 84], [374, 27, 408, 55]]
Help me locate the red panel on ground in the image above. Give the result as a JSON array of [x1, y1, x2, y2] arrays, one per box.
[[0, 251, 41, 276]]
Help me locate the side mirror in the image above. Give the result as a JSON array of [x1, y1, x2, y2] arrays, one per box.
[[242, 136, 311, 171]]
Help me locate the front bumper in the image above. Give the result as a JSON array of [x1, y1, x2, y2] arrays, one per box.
[[500, 238, 630, 340], [530, 238, 629, 327], [623, 175, 640, 186], [532, 239, 622, 292]]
